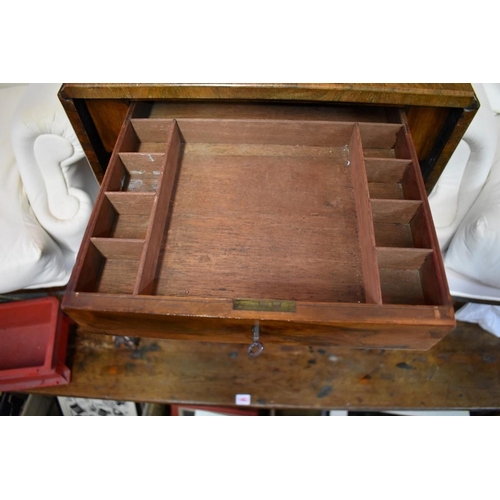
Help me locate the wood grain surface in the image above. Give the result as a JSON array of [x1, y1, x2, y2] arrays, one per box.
[[424, 107, 477, 192], [86, 99, 130, 152], [155, 138, 363, 303], [61, 83, 478, 108], [31, 321, 500, 410], [134, 121, 181, 295], [406, 106, 450, 160], [58, 95, 104, 182], [150, 101, 392, 122]]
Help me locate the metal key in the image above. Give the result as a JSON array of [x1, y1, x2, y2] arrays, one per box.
[[248, 323, 264, 358]]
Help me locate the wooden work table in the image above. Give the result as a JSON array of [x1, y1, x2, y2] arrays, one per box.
[[32, 321, 500, 410]]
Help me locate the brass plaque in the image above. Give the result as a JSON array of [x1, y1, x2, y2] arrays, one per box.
[[233, 298, 297, 313]]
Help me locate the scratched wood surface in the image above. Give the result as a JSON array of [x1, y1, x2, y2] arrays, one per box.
[[32, 321, 500, 409]]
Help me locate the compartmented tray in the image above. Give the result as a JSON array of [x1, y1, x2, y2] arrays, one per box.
[[63, 103, 455, 349]]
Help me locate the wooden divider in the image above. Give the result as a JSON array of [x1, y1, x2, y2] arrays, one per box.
[[376, 247, 433, 270], [364, 158, 411, 183], [349, 123, 382, 305], [134, 121, 182, 295], [105, 192, 155, 215], [370, 199, 422, 224], [90, 238, 145, 260]]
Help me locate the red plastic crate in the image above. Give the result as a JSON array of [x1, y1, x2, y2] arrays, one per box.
[[0, 297, 71, 391]]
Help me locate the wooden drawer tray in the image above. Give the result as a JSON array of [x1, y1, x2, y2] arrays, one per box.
[[63, 103, 455, 350]]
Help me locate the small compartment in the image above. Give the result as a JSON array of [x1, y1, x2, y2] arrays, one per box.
[[377, 248, 441, 305], [379, 268, 425, 305], [107, 118, 176, 154], [372, 203, 432, 249], [127, 118, 176, 153], [98, 258, 140, 294], [366, 158, 422, 201], [359, 123, 406, 159], [75, 240, 141, 294], [92, 192, 154, 239], [374, 222, 414, 248], [106, 154, 164, 192]]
